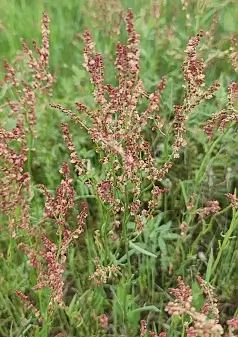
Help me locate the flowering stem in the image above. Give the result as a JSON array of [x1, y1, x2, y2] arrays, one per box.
[[26, 130, 33, 178], [122, 197, 132, 276]]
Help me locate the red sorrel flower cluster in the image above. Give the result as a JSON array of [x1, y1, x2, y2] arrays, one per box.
[[173, 30, 221, 157], [89, 256, 120, 286], [203, 81, 238, 138], [165, 276, 238, 337], [140, 319, 167, 337], [0, 11, 53, 237], [17, 163, 88, 310], [51, 9, 172, 234]]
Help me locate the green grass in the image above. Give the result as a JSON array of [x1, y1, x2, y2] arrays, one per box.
[[0, 0, 238, 336]]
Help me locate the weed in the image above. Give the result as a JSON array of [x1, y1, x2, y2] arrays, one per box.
[[0, 1, 238, 336]]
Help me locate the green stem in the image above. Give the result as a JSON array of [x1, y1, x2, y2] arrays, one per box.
[[211, 208, 238, 279], [189, 205, 231, 256], [194, 132, 226, 188]]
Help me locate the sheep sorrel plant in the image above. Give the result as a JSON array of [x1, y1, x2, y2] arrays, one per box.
[[0, 2, 238, 337]]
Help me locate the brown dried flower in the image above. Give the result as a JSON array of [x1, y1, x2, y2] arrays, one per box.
[[198, 200, 221, 219], [89, 257, 120, 286]]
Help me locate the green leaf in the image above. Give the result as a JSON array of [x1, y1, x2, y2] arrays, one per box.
[[130, 305, 161, 314], [180, 180, 189, 204], [206, 247, 214, 282], [127, 310, 140, 325], [192, 281, 204, 310], [129, 242, 157, 258], [158, 237, 166, 252], [222, 11, 236, 32], [127, 222, 136, 230], [163, 233, 180, 240], [156, 222, 172, 233], [117, 249, 135, 264], [147, 212, 164, 229]]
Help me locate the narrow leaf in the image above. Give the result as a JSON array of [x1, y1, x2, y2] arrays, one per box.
[[205, 247, 214, 282], [129, 242, 157, 258]]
